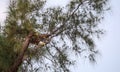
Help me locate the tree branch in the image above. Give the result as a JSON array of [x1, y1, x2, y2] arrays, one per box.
[[51, 2, 83, 37], [7, 32, 33, 72]]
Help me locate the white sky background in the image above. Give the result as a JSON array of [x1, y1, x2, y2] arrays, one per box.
[[0, 0, 120, 72]]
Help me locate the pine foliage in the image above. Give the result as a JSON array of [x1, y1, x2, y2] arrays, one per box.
[[0, 0, 109, 72]]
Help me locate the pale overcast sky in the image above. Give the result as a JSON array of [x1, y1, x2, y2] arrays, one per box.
[[0, 0, 120, 72]]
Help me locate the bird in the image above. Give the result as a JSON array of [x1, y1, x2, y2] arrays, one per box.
[[30, 33, 51, 48]]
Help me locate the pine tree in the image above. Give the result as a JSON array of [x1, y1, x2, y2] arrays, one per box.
[[0, 0, 109, 72]]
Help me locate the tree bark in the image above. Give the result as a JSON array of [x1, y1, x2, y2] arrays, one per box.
[[7, 33, 33, 72]]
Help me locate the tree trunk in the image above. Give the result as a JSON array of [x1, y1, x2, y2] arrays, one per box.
[[7, 33, 33, 72]]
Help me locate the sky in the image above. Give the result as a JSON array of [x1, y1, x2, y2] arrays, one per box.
[[0, 0, 120, 72]]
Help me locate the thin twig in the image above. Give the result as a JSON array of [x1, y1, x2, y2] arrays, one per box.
[[50, 2, 83, 37]]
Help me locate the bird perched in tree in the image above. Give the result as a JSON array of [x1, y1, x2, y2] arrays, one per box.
[[38, 34, 51, 46], [29, 32, 51, 48]]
